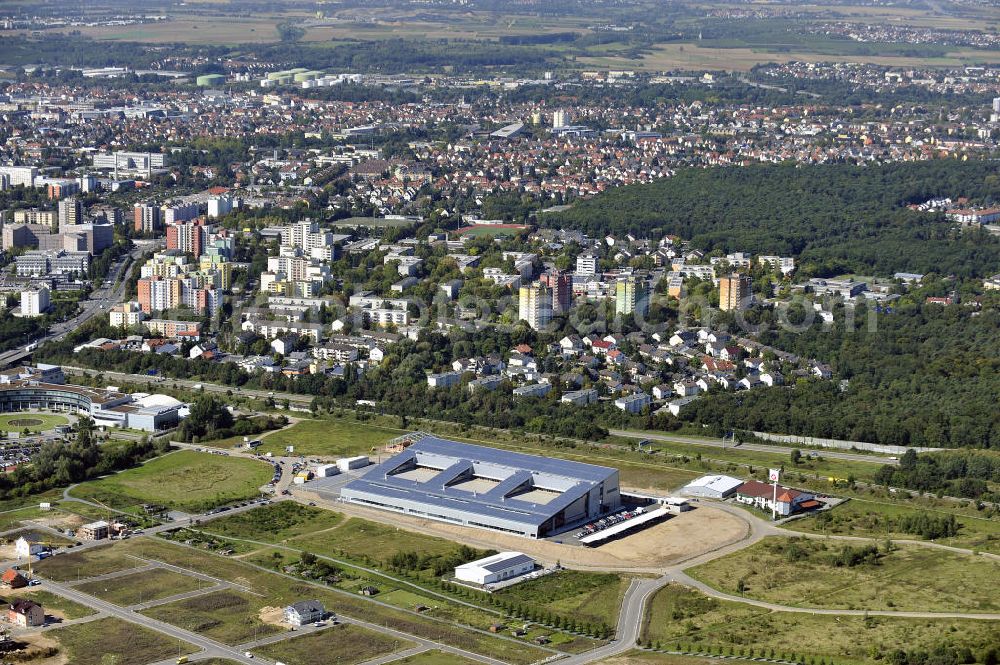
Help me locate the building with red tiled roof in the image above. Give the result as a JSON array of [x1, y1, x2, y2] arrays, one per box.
[[1, 569, 28, 589], [734, 480, 817, 517]]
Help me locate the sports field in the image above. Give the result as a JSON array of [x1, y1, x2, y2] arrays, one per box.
[[455, 224, 529, 238], [68, 450, 271, 513], [0, 413, 69, 432]]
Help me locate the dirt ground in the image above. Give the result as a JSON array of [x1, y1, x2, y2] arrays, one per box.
[[258, 606, 287, 628], [304, 492, 749, 571], [28, 513, 86, 532], [1, 631, 66, 665]]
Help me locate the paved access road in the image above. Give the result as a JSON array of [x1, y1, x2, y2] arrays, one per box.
[[39, 578, 259, 665]]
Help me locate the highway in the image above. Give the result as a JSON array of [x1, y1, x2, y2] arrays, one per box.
[[609, 429, 900, 465], [51, 240, 163, 343], [0, 240, 162, 369], [58, 365, 897, 466]]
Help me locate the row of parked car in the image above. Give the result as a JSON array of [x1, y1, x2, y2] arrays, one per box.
[[203, 497, 272, 517], [574, 506, 647, 539]]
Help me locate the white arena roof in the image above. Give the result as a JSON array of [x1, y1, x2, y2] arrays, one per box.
[[134, 394, 183, 409], [682, 474, 743, 495]]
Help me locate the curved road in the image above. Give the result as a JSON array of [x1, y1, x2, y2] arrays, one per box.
[[544, 497, 1000, 662]]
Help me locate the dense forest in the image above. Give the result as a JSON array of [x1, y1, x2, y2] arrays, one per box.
[[683, 301, 1000, 450], [543, 160, 1000, 277]]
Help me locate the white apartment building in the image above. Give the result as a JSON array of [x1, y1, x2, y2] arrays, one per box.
[[109, 301, 147, 328], [0, 165, 38, 188], [207, 195, 234, 219], [162, 201, 200, 225], [20, 287, 50, 317], [576, 253, 598, 276], [91, 151, 166, 174], [280, 220, 332, 251]]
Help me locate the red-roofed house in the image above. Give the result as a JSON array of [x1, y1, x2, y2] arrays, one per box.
[[591, 339, 615, 355], [702, 356, 735, 373], [1, 569, 28, 589], [735, 480, 816, 516]]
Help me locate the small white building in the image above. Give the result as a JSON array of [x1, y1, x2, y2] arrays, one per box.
[[427, 371, 461, 389], [315, 464, 339, 478], [681, 474, 743, 499], [14, 537, 44, 559], [284, 600, 325, 626], [454, 552, 536, 586], [337, 456, 369, 473], [614, 392, 651, 414]]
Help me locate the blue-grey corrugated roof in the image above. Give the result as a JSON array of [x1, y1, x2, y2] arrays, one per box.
[[480, 553, 534, 573], [406, 436, 615, 482], [342, 436, 618, 527]]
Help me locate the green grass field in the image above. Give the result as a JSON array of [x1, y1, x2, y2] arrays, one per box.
[[785, 497, 1000, 554], [495, 570, 630, 629], [0, 503, 57, 530], [256, 418, 405, 457], [33, 545, 144, 582], [284, 517, 460, 568], [198, 502, 468, 573], [68, 450, 271, 513], [0, 413, 69, 432], [612, 430, 884, 483], [50, 617, 196, 665], [142, 589, 285, 645], [75, 567, 212, 607], [202, 502, 343, 542], [641, 584, 1000, 665], [456, 225, 528, 238], [3, 588, 95, 620], [687, 536, 1000, 612], [253, 623, 412, 665]]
